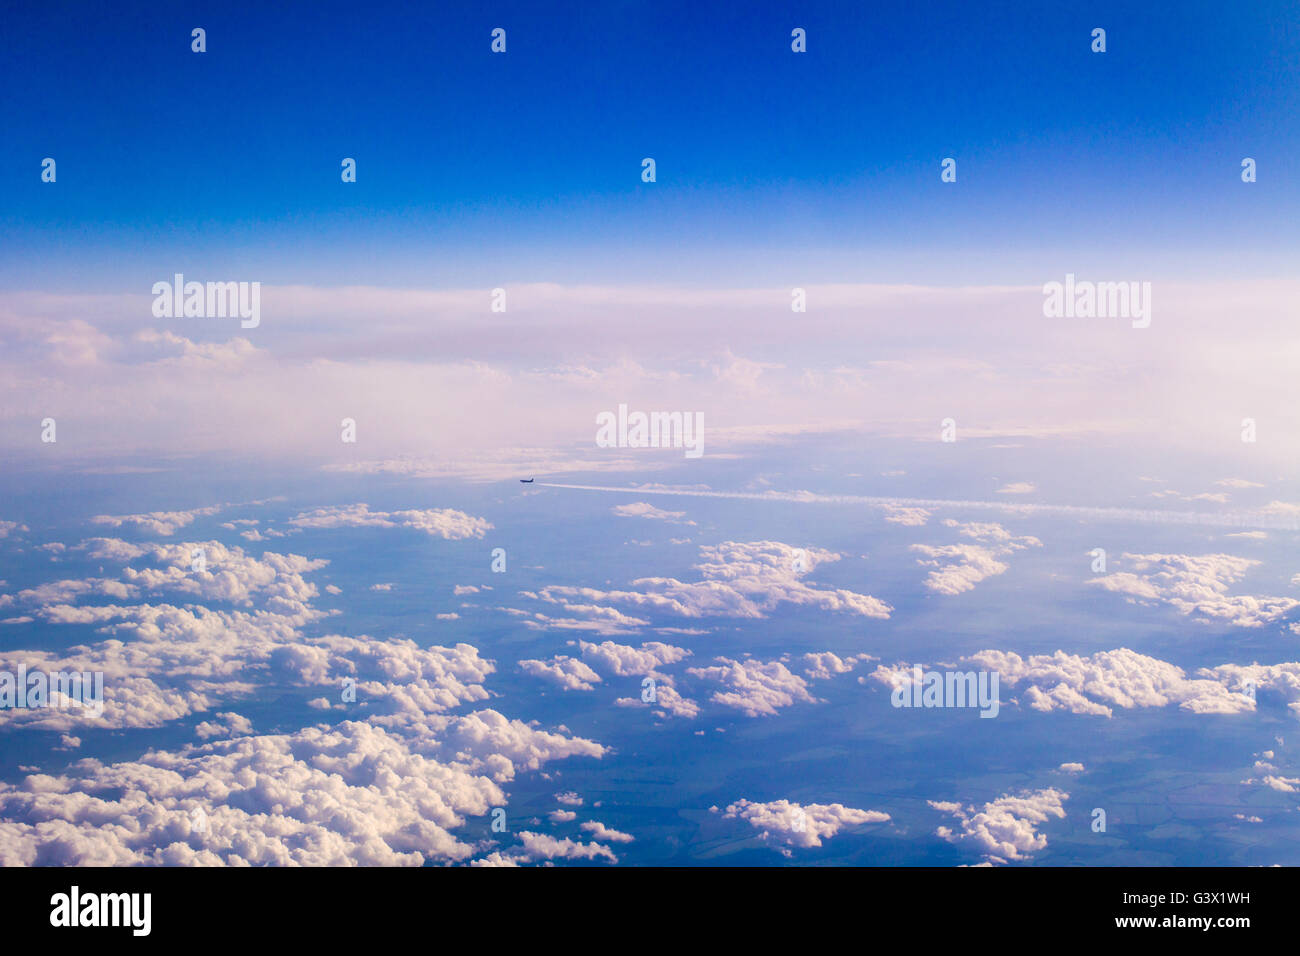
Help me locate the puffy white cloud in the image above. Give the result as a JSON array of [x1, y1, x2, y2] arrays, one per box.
[[0, 602, 294, 732], [1090, 552, 1298, 627], [507, 603, 650, 637], [467, 851, 521, 867], [1, 603, 498, 732], [514, 831, 617, 864], [120, 540, 328, 611], [967, 647, 1254, 717], [0, 504, 624, 868], [517, 656, 602, 691], [78, 538, 149, 561], [0, 722, 504, 865], [400, 710, 606, 783], [614, 682, 700, 719], [687, 657, 819, 717], [911, 520, 1041, 596], [1249, 775, 1300, 793], [580, 821, 634, 843], [879, 646, 1300, 720], [537, 541, 891, 625], [0, 535, 497, 731], [0, 703, 604, 866], [12, 577, 137, 604], [22, 539, 327, 617], [90, 506, 224, 536], [281, 636, 495, 719], [930, 788, 1068, 864], [1199, 661, 1300, 717], [611, 502, 695, 525], [289, 504, 491, 540], [801, 652, 872, 680], [717, 798, 889, 849], [883, 506, 930, 526], [578, 640, 691, 676], [194, 712, 254, 740], [239, 527, 289, 542]]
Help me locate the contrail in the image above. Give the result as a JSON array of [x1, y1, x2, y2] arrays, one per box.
[[537, 482, 1300, 531]]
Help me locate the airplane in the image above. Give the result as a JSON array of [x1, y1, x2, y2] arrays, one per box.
[[519, 478, 534, 483]]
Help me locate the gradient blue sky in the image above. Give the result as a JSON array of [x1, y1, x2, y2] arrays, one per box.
[[3, 0, 1298, 288]]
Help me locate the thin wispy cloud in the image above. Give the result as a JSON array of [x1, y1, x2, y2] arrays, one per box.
[[539, 483, 1300, 531]]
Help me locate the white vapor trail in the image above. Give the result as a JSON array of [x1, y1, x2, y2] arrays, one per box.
[[537, 483, 1300, 531]]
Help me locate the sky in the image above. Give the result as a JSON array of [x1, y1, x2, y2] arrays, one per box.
[[2, 0, 1298, 287], [1, 1, 1300, 868]]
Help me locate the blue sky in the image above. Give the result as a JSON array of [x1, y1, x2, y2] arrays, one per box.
[[3, 0, 1298, 287]]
